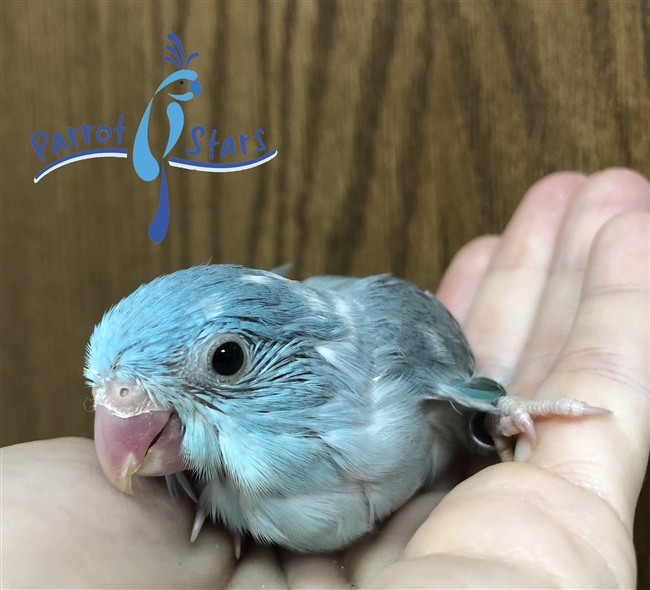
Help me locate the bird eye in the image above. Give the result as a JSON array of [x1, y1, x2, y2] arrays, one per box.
[[179, 80, 184, 85], [185, 333, 250, 386], [211, 341, 244, 376]]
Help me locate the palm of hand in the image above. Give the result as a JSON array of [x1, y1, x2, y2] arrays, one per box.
[[2, 170, 648, 589]]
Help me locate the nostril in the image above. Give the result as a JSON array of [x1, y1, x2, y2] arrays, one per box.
[[95, 380, 161, 415]]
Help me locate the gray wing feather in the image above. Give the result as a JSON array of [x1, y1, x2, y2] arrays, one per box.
[[304, 273, 506, 413]]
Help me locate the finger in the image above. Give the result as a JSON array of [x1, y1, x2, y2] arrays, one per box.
[[346, 491, 448, 587], [278, 550, 346, 589], [511, 169, 650, 398], [364, 552, 550, 589], [1, 438, 234, 589], [390, 462, 634, 588], [227, 545, 288, 589], [528, 210, 649, 530], [462, 172, 586, 379], [436, 235, 500, 323]]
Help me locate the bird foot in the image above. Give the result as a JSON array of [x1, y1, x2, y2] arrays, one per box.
[[489, 395, 611, 461]]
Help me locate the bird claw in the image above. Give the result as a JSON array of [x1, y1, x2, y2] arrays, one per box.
[[190, 506, 207, 543], [490, 395, 611, 461], [234, 531, 243, 560], [189, 506, 245, 560]]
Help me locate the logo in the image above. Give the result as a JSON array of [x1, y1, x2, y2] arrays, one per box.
[[31, 34, 277, 243]]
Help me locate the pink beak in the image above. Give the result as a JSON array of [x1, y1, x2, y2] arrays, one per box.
[[92, 380, 186, 494]]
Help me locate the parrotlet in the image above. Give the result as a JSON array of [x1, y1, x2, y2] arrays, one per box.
[[85, 265, 607, 552]]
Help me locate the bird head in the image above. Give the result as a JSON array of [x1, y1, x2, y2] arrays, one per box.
[[85, 265, 359, 495], [155, 70, 202, 101], [156, 33, 202, 101]]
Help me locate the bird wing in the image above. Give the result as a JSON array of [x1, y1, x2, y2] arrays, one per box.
[[303, 273, 506, 413]]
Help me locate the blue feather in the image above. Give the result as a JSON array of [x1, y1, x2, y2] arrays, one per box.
[[85, 264, 505, 551], [167, 33, 185, 68]]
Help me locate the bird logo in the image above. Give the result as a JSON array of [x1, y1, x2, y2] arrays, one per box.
[[31, 32, 277, 244], [133, 33, 202, 243]]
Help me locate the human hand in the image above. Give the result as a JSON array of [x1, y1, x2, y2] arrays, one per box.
[[365, 168, 649, 588], [2, 169, 648, 589]]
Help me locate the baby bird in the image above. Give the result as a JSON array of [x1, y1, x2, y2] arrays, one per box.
[[85, 265, 607, 552]]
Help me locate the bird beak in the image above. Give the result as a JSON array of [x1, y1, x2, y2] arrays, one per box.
[[188, 79, 202, 98], [92, 381, 185, 494]]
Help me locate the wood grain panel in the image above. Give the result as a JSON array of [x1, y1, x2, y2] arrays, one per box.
[[1, 1, 648, 583]]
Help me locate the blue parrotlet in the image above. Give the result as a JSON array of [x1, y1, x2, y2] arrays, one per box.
[[85, 265, 608, 553]]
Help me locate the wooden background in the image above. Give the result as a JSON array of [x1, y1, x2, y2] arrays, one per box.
[[2, 1, 648, 584]]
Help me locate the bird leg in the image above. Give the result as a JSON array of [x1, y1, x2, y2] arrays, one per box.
[[489, 396, 611, 461]]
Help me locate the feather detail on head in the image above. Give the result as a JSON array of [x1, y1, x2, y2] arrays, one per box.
[[163, 33, 199, 70]]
